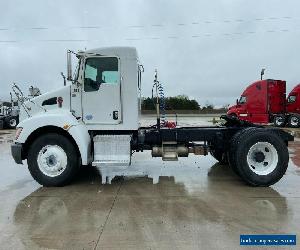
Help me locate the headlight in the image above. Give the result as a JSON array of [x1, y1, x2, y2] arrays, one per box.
[[15, 127, 23, 140]]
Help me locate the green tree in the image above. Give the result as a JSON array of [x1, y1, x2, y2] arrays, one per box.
[[141, 95, 200, 110]]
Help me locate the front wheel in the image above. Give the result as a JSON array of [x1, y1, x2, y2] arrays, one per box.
[[230, 128, 289, 186], [27, 133, 80, 186]]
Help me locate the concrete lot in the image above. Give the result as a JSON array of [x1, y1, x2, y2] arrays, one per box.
[[0, 129, 300, 249]]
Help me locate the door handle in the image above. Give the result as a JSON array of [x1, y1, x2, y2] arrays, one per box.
[[113, 111, 118, 120]]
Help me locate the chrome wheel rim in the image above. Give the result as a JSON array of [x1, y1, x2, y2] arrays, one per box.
[[247, 142, 278, 175], [275, 117, 283, 125], [290, 116, 299, 126], [9, 119, 17, 127], [37, 145, 68, 177]]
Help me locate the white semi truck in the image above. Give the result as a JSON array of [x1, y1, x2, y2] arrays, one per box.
[[11, 47, 293, 187], [0, 100, 19, 129]]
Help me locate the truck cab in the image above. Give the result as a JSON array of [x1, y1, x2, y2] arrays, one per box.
[[286, 84, 300, 114], [227, 79, 286, 124]]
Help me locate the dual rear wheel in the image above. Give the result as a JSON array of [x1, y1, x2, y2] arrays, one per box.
[[228, 128, 289, 186], [273, 114, 300, 128]]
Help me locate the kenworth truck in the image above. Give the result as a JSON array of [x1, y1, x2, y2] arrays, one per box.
[[11, 47, 293, 187]]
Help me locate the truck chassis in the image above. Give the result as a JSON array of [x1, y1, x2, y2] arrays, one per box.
[[12, 115, 293, 187]]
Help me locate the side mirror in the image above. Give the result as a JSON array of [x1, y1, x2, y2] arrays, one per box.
[[67, 50, 72, 81], [61, 72, 66, 86], [236, 99, 238, 105]]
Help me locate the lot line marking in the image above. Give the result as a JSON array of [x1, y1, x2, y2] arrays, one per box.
[[94, 181, 123, 249]]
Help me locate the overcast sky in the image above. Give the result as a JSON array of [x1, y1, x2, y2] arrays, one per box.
[[1, 0, 300, 107]]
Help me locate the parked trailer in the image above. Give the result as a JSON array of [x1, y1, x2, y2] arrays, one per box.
[[228, 80, 300, 127], [11, 47, 293, 187]]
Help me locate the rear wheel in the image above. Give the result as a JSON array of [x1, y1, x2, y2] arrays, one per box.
[[230, 128, 289, 186], [273, 114, 286, 127], [27, 133, 80, 186], [228, 127, 257, 176], [287, 114, 300, 128]]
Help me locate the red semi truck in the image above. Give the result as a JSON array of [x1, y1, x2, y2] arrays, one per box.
[[227, 80, 300, 127]]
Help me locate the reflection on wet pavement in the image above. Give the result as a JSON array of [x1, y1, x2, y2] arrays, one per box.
[[0, 131, 300, 249], [290, 139, 300, 169]]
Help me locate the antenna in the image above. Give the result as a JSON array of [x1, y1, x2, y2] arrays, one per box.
[[261, 68, 265, 80]]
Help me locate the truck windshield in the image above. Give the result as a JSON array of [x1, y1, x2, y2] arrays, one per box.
[[287, 95, 296, 103], [239, 96, 246, 104]]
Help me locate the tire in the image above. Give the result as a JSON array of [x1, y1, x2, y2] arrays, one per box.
[[5, 116, 18, 129], [228, 127, 257, 176], [273, 114, 286, 127], [230, 128, 289, 186], [27, 133, 80, 187], [287, 114, 300, 128], [210, 148, 228, 165]]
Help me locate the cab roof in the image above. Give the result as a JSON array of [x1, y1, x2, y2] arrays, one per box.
[[83, 47, 138, 59]]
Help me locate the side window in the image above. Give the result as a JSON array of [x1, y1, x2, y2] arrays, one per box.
[[239, 96, 247, 104], [287, 95, 296, 103], [84, 57, 119, 92]]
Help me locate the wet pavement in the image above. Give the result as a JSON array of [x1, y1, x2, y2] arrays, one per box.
[[0, 129, 300, 249]]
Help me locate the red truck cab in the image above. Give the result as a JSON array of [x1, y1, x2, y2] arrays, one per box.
[[286, 84, 300, 113], [227, 79, 286, 124]]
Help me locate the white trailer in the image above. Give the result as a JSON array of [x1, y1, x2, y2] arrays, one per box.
[[11, 47, 293, 187]]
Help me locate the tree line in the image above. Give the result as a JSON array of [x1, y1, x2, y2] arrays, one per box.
[[142, 95, 229, 111], [142, 95, 199, 110]]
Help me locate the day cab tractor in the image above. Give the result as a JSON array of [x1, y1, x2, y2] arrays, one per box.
[[228, 79, 300, 127], [11, 47, 293, 187]]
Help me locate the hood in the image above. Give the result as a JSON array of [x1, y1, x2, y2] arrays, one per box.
[[19, 85, 71, 122], [228, 105, 237, 110]]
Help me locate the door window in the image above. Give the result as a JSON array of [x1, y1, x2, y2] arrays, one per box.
[[84, 57, 119, 92]]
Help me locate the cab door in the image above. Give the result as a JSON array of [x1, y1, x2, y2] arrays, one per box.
[[82, 56, 122, 125]]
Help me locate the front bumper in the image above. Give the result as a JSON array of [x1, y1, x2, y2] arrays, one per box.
[[11, 143, 23, 164]]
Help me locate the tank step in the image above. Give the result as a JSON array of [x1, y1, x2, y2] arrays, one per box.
[[92, 134, 131, 167]]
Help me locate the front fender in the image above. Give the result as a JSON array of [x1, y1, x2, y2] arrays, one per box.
[[16, 111, 91, 165]]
